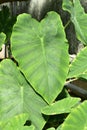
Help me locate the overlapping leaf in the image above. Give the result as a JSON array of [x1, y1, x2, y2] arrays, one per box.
[[63, 0, 87, 44], [68, 47, 87, 78], [42, 97, 80, 115], [61, 101, 87, 130], [0, 59, 47, 130], [11, 12, 69, 104]]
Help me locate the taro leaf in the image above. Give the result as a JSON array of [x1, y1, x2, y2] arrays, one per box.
[[61, 100, 87, 130], [68, 47, 87, 78], [11, 11, 69, 104], [0, 33, 6, 50], [42, 97, 80, 115], [0, 59, 47, 130], [63, 0, 87, 44], [0, 113, 35, 130]]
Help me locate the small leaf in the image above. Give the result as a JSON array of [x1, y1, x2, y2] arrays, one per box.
[[68, 47, 87, 78], [56, 124, 62, 130], [61, 101, 87, 130], [0, 59, 47, 130], [11, 12, 69, 104], [47, 127, 55, 130], [42, 97, 80, 115]]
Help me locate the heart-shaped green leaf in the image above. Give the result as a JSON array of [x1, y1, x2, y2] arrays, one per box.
[[0, 113, 35, 130], [61, 101, 87, 130], [0, 33, 6, 49], [0, 59, 47, 130], [63, 0, 87, 44], [11, 11, 69, 104], [42, 97, 80, 115]]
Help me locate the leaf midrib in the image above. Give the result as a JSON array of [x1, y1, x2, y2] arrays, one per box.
[[40, 37, 49, 87]]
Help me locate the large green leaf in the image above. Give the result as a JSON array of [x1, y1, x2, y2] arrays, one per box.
[[0, 113, 35, 130], [42, 97, 80, 115], [60, 100, 87, 130], [0, 33, 6, 49], [63, 0, 87, 44], [68, 46, 87, 78], [0, 59, 47, 130], [11, 12, 69, 104]]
